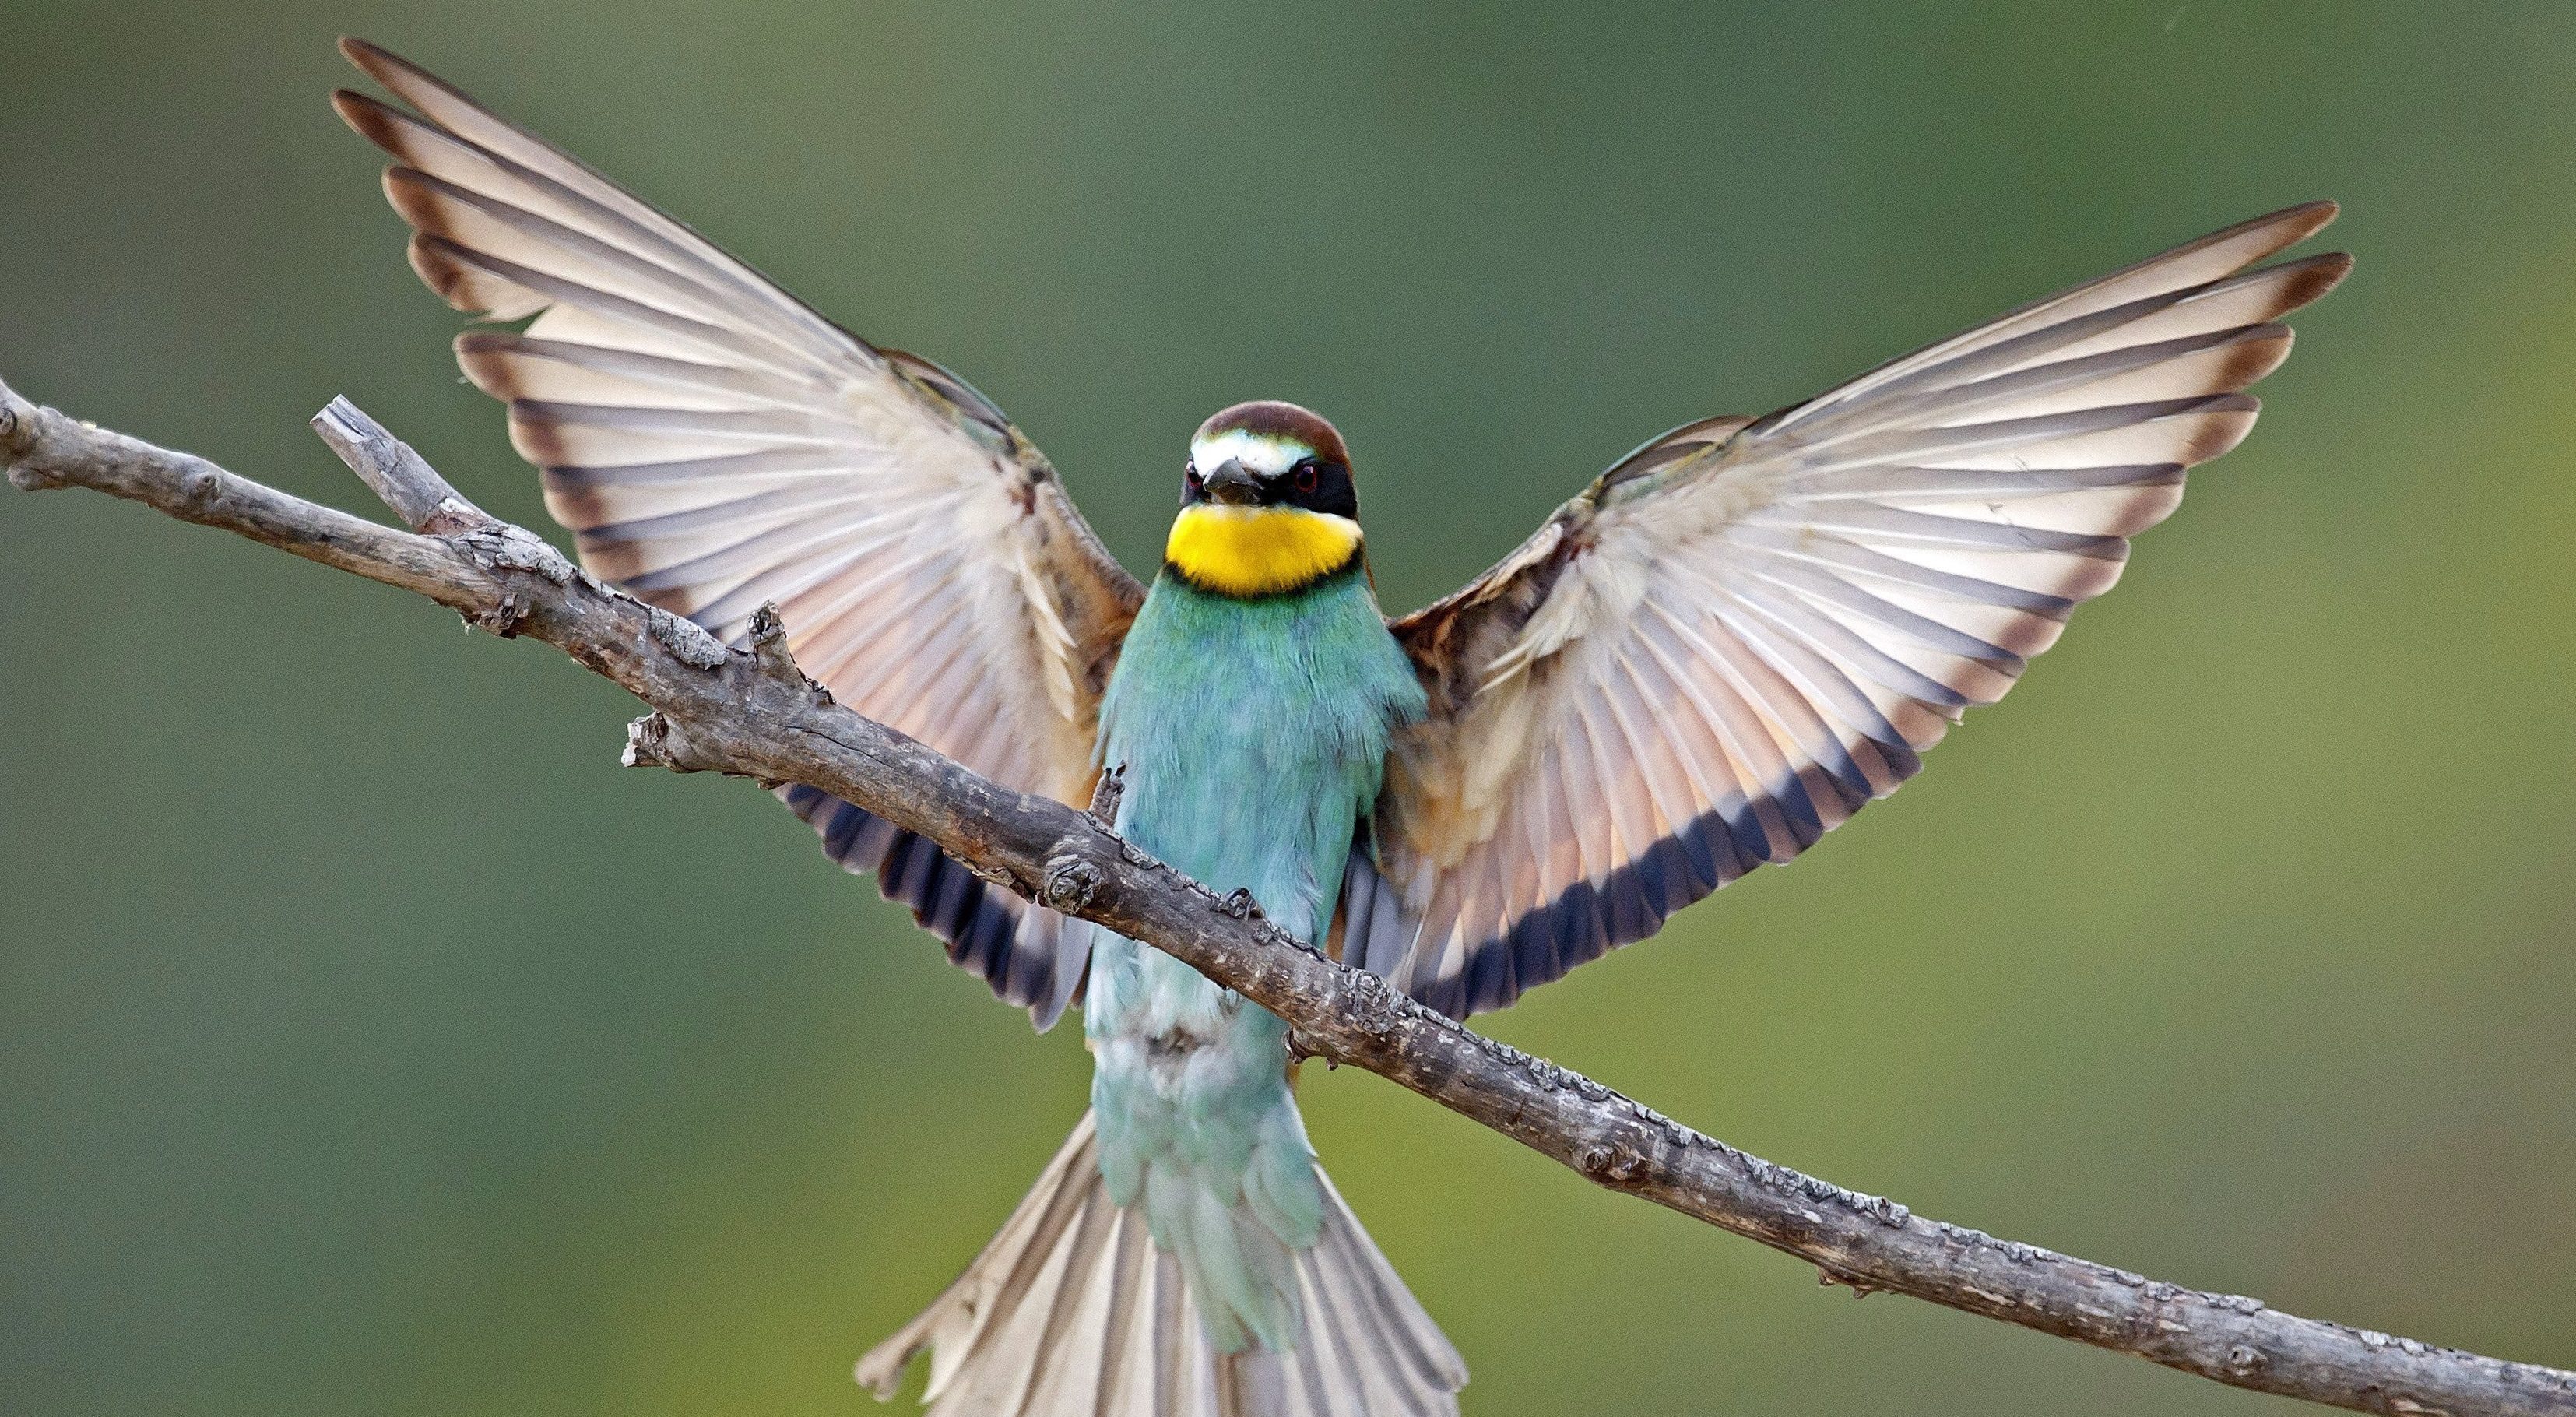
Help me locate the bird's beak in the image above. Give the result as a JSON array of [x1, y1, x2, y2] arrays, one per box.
[[1204, 459, 1263, 506]]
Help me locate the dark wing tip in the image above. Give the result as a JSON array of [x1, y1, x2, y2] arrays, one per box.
[[452, 330, 525, 400], [2240, 199, 2340, 248], [337, 36, 408, 84], [2280, 249, 2357, 312], [328, 87, 390, 140], [404, 230, 509, 316], [378, 164, 451, 233], [2121, 199, 2342, 290], [339, 37, 518, 139], [339, 36, 431, 92]]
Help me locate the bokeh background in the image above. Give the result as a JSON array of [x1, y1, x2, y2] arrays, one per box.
[[5, 3, 2571, 1414]]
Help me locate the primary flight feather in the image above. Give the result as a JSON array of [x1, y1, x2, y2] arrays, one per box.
[[334, 37, 2346, 1415]]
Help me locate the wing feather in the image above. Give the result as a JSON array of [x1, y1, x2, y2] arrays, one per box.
[[339, 41, 1141, 1028], [1362, 203, 2349, 1017]]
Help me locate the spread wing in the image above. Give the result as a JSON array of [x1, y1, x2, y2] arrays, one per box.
[[335, 40, 1143, 1028], [1344, 202, 2350, 1020]]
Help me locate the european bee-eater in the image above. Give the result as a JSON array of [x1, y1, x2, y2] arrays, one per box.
[[335, 37, 2348, 1416]]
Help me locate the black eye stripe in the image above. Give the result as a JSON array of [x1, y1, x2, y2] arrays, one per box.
[[1280, 459, 1357, 518], [1179, 452, 1356, 517]]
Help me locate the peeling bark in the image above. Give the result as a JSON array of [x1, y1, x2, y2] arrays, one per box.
[[4, 378, 2569, 1417]]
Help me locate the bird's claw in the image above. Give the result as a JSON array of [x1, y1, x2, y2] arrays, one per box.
[[1087, 761, 1128, 826]]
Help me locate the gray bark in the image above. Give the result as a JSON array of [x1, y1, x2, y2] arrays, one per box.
[[5, 378, 2568, 1417]]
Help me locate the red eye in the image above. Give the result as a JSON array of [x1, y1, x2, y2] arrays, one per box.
[[1293, 462, 1320, 494]]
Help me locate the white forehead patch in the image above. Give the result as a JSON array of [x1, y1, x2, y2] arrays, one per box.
[[1190, 427, 1312, 476]]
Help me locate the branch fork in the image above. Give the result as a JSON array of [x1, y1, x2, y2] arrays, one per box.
[[5, 375, 2570, 1417]]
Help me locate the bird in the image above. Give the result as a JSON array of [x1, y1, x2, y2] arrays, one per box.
[[331, 36, 2349, 1417]]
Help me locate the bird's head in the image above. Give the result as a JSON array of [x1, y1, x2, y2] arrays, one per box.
[[1165, 400, 1363, 598]]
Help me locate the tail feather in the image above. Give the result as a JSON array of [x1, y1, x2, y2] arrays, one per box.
[[860, 1113, 1464, 1417]]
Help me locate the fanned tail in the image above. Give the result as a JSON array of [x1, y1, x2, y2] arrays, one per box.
[[859, 1112, 1465, 1416]]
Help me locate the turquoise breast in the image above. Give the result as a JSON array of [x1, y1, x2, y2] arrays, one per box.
[[1081, 563, 1423, 1352]]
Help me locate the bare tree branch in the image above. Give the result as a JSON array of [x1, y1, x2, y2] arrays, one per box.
[[5, 378, 2569, 1417]]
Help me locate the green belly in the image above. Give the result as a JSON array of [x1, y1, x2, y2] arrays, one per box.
[[1081, 564, 1423, 1352]]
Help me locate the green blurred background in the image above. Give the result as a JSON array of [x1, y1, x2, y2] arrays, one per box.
[[5, 2, 2571, 1414]]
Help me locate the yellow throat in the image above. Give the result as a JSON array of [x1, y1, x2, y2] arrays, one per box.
[[1165, 504, 1363, 598]]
